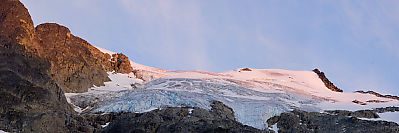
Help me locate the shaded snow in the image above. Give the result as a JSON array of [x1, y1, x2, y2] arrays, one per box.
[[65, 72, 142, 113], [269, 123, 279, 133]]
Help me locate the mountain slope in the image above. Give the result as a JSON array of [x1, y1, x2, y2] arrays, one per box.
[[0, 0, 75, 132]]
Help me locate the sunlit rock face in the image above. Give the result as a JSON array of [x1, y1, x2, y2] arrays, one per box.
[[34, 23, 111, 93]]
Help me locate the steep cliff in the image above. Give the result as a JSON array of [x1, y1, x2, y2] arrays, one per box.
[[34, 23, 112, 93], [0, 0, 95, 132], [313, 69, 343, 92]]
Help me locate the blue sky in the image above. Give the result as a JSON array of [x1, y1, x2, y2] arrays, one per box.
[[21, 0, 399, 95]]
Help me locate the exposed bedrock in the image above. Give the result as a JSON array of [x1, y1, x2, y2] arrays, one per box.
[[108, 53, 133, 74], [0, 0, 134, 93], [101, 101, 269, 133], [313, 69, 343, 92], [356, 90, 399, 101], [34, 23, 111, 93], [0, 0, 94, 132], [267, 110, 399, 133]]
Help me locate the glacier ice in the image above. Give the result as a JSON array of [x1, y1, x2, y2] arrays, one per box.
[[69, 78, 323, 129]]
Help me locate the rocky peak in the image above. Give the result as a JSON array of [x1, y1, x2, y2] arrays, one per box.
[[35, 23, 71, 39], [33, 23, 111, 93], [108, 53, 134, 73], [356, 90, 399, 101], [313, 68, 343, 92], [0, 0, 80, 132], [1, 0, 135, 93], [0, 0, 35, 45]]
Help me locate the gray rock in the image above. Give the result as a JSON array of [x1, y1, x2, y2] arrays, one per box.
[[268, 110, 399, 133], [102, 101, 270, 133]]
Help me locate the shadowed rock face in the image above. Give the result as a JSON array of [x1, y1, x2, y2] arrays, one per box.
[[0, 0, 68, 131], [267, 110, 399, 133], [0, 0, 98, 132], [313, 69, 343, 92], [102, 101, 269, 133], [0, 0, 112, 93]]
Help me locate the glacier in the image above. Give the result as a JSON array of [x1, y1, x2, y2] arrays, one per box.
[[69, 77, 327, 129], [65, 47, 399, 129]]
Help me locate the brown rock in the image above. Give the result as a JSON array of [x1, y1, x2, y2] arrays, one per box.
[[0, 0, 135, 93], [0, 1, 107, 132], [270, 110, 399, 133], [1, 0, 134, 93], [239, 68, 252, 72], [107, 53, 133, 74], [0, 0, 75, 132], [33, 23, 112, 93], [352, 100, 367, 105], [313, 69, 343, 92], [356, 90, 399, 101]]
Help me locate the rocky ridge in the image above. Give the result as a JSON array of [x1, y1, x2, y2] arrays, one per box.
[[0, 0, 95, 132], [33, 23, 135, 93], [108, 53, 134, 74], [326, 106, 399, 118], [33, 23, 112, 93], [1, 0, 134, 93], [313, 69, 343, 92], [3, 12, 134, 93], [356, 90, 399, 101], [102, 101, 268, 133], [267, 110, 399, 133]]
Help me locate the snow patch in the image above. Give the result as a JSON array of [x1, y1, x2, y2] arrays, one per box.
[[189, 108, 194, 114], [101, 122, 110, 128], [269, 123, 279, 133]]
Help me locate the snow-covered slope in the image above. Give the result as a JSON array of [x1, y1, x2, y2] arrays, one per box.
[[66, 47, 399, 129]]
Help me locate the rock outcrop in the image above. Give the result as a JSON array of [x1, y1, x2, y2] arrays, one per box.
[[313, 69, 343, 92], [107, 53, 133, 73], [267, 110, 399, 133], [0, 0, 100, 132], [34, 23, 112, 93], [325, 110, 380, 118], [102, 101, 269, 133], [0, 2, 135, 93], [326, 106, 399, 118], [356, 90, 399, 101], [352, 99, 367, 105]]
